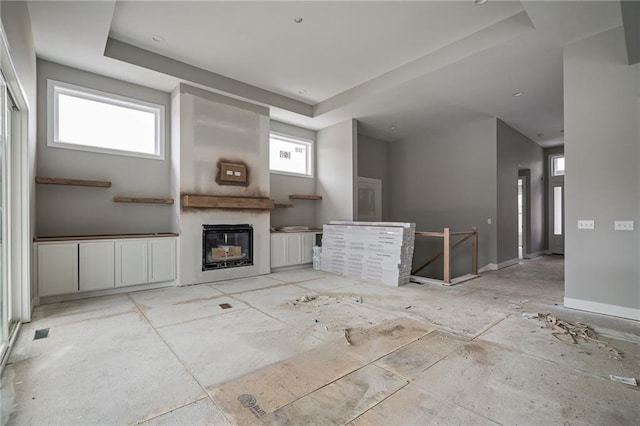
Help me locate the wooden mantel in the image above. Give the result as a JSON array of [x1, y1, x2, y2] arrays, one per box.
[[182, 194, 275, 210]]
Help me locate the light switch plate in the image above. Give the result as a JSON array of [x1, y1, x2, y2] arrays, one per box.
[[614, 220, 634, 231], [578, 220, 595, 230]]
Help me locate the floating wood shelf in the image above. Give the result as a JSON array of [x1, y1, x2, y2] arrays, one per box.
[[113, 196, 174, 205], [182, 194, 275, 210], [274, 203, 294, 208], [35, 176, 112, 188], [289, 194, 323, 200]]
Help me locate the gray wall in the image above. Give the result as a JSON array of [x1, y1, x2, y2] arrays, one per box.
[[36, 60, 173, 236], [388, 119, 497, 278], [315, 119, 358, 228], [496, 119, 545, 262], [564, 26, 640, 319], [357, 134, 390, 220], [270, 120, 317, 228]]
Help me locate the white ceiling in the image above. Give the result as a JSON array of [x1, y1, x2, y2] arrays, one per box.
[[26, 1, 625, 147]]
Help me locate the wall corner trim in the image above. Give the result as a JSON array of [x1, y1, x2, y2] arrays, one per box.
[[564, 297, 640, 321], [478, 258, 521, 274], [523, 251, 546, 259]]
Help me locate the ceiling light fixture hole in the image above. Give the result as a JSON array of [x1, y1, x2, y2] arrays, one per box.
[[512, 92, 522, 97], [474, 0, 488, 5], [152, 35, 165, 43], [293, 17, 303, 24]]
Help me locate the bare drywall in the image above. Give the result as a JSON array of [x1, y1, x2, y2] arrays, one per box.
[[496, 119, 545, 263], [357, 134, 390, 220], [270, 120, 317, 228], [172, 84, 271, 285], [315, 119, 358, 228], [388, 119, 497, 278], [35, 60, 172, 236], [564, 26, 640, 320]]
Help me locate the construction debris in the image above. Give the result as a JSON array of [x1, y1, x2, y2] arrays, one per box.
[[609, 375, 638, 386], [299, 295, 317, 303], [528, 313, 625, 360]]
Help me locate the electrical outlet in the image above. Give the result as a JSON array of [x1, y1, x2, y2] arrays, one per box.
[[487, 218, 492, 225], [614, 220, 634, 231], [578, 220, 595, 230]]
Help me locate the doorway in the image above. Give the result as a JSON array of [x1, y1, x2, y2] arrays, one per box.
[[549, 155, 565, 254], [518, 177, 526, 259], [0, 69, 30, 371]]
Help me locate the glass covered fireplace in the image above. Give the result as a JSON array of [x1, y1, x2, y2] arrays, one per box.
[[202, 224, 253, 271]]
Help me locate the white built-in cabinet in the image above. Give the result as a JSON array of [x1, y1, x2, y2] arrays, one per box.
[[271, 232, 318, 268], [37, 237, 177, 297]]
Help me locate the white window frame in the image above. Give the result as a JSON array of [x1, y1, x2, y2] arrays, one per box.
[[269, 132, 314, 178], [550, 154, 565, 177], [47, 79, 165, 160]]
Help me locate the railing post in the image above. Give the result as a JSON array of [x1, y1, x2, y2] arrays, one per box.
[[471, 226, 478, 275], [443, 228, 451, 284]]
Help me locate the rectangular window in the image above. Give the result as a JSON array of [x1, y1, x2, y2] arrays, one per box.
[[552, 155, 565, 176], [269, 132, 313, 177], [48, 80, 165, 160], [554, 186, 563, 235]]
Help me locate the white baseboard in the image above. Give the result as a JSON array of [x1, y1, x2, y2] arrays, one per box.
[[523, 251, 545, 259], [564, 297, 640, 321], [478, 258, 520, 274]]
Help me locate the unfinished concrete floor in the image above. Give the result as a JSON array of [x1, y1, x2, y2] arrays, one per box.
[[2, 256, 639, 425]]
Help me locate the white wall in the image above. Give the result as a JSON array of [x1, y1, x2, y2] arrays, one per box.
[[269, 120, 317, 228], [388, 119, 497, 278], [357, 134, 390, 220], [564, 26, 640, 320], [315, 119, 358, 228], [35, 60, 173, 236]]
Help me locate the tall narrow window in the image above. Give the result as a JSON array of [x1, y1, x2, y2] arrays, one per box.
[[553, 186, 563, 235], [48, 80, 165, 159], [269, 132, 313, 177]]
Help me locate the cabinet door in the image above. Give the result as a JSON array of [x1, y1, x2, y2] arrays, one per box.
[[116, 240, 148, 287], [286, 234, 303, 265], [270, 234, 288, 268], [79, 242, 115, 291], [301, 233, 316, 264], [149, 238, 176, 283], [38, 243, 78, 297]]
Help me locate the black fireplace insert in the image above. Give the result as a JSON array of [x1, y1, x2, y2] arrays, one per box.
[[202, 224, 253, 271]]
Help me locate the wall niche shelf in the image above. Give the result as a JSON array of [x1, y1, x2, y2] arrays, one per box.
[[182, 194, 275, 210], [35, 176, 112, 188], [289, 194, 322, 200], [113, 196, 174, 205]]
